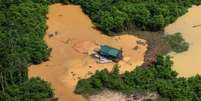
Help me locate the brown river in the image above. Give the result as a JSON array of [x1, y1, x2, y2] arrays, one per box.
[[165, 5, 201, 77]]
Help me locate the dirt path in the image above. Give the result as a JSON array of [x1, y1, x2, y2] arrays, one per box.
[[165, 5, 201, 77], [28, 4, 147, 101]]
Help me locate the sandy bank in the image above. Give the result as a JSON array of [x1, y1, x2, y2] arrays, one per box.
[[165, 5, 201, 77], [28, 4, 147, 101]]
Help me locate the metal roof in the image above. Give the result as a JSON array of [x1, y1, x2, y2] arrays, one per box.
[[99, 45, 121, 58]]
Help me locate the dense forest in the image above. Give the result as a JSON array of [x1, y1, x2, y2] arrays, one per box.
[[0, 0, 201, 101], [43, 0, 201, 33], [67, 0, 201, 33], [76, 55, 201, 101], [0, 0, 55, 100]]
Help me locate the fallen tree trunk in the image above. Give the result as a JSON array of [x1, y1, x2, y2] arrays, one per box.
[[192, 24, 201, 28]]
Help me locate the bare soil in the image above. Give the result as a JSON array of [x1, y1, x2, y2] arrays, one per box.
[[89, 90, 127, 101], [28, 4, 147, 101]]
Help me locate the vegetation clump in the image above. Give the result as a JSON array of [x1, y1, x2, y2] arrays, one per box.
[[164, 32, 189, 53], [75, 55, 201, 101], [1, 78, 57, 101]]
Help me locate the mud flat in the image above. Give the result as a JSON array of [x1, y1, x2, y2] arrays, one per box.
[[165, 5, 201, 77], [28, 4, 147, 101]]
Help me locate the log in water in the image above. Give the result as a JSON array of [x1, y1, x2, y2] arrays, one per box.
[[192, 24, 201, 28]]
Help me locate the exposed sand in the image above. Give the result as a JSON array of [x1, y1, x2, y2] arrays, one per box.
[[89, 90, 158, 101], [28, 4, 147, 101], [165, 5, 201, 77], [89, 90, 127, 101]]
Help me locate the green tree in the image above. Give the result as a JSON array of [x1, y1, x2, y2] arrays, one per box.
[[3, 78, 56, 101], [164, 32, 189, 53]]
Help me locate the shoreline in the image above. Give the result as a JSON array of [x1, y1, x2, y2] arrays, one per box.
[[165, 5, 201, 77]]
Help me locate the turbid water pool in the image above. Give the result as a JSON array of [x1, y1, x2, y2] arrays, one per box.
[[165, 5, 201, 77]]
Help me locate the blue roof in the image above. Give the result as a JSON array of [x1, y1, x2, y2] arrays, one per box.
[[99, 45, 121, 58]]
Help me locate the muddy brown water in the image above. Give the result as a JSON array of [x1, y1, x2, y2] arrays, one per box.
[[165, 5, 201, 77], [28, 4, 147, 101]]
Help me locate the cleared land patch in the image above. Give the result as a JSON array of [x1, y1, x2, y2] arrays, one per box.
[[28, 4, 147, 101]]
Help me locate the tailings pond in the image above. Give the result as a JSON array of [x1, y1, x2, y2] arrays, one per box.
[[165, 5, 201, 77]]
